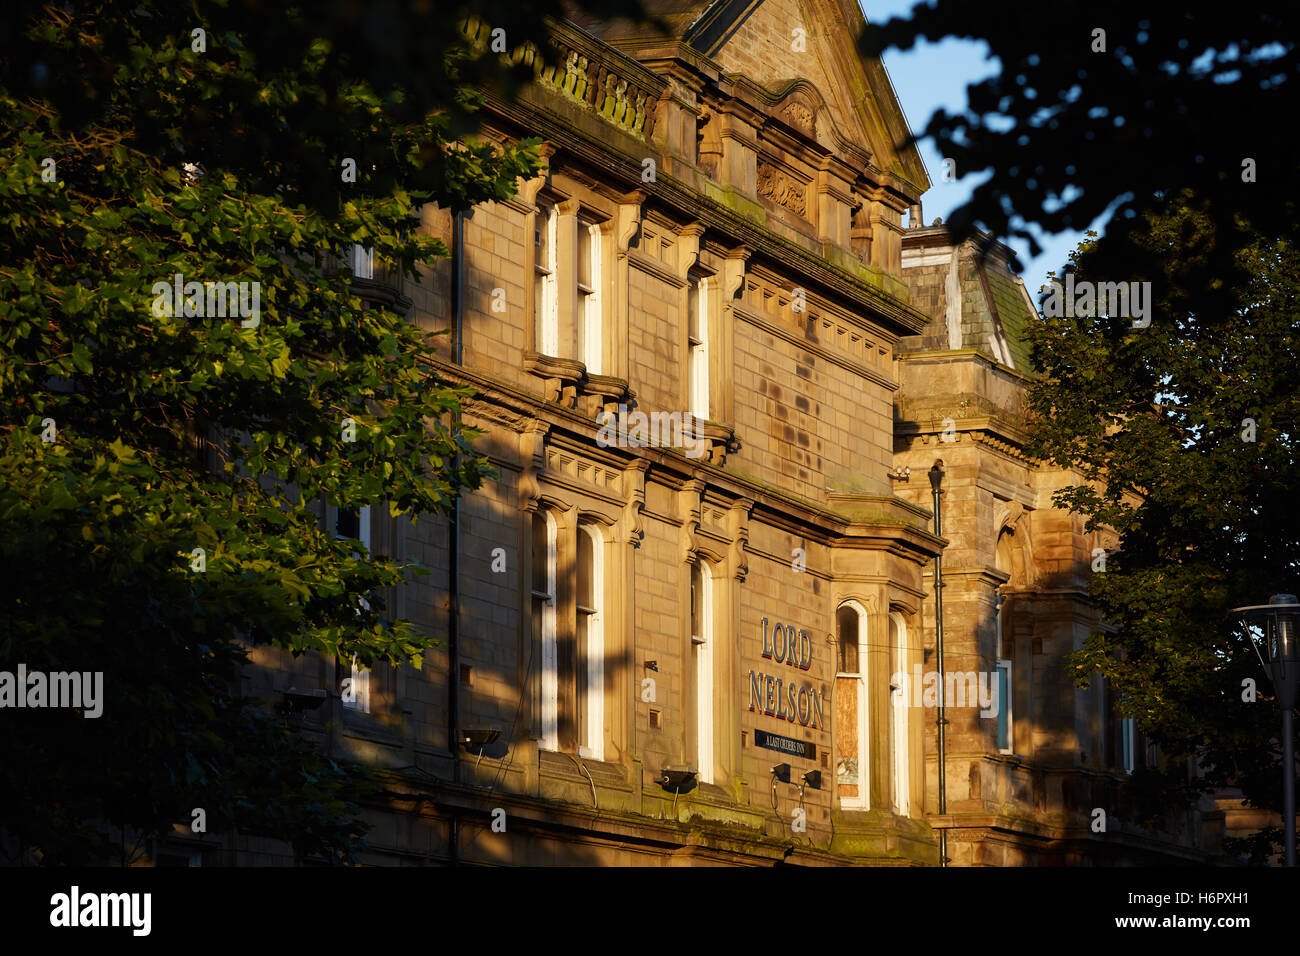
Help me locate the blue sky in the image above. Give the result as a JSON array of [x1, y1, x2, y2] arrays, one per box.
[[858, 0, 1088, 295]]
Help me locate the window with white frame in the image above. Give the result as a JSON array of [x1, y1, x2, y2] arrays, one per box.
[[889, 612, 910, 816], [533, 201, 558, 355], [688, 275, 709, 421], [576, 523, 604, 761], [341, 654, 371, 713], [577, 220, 602, 373], [328, 504, 372, 713], [690, 560, 715, 784], [1102, 677, 1133, 772], [1121, 717, 1136, 774], [996, 659, 1013, 753], [532, 511, 559, 752], [349, 243, 374, 280], [332, 505, 371, 551], [836, 601, 869, 809]]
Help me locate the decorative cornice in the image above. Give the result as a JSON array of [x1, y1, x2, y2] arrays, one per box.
[[480, 95, 930, 338], [421, 356, 936, 547]]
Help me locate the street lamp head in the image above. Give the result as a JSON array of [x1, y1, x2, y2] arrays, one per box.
[[1230, 593, 1300, 710], [929, 460, 945, 493]]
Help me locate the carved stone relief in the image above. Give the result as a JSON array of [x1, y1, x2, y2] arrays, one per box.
[[756, 161, 807, 216]]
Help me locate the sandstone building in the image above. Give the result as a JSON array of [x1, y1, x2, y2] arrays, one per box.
[[166, 0, 1223, 866]]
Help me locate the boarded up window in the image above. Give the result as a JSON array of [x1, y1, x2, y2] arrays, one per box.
[[836, 604, 862, 801]]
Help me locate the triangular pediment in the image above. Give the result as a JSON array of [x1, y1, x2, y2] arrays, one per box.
[[684, 0, 927, 191]]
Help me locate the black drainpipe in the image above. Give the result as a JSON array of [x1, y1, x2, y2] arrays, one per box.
[[929, 460, 947, 867], [448, 210, 465, 866]]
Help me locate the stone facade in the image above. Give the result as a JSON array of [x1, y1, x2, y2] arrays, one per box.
[[893, 220, 1222, 864], [164, 1, 1223, 866]]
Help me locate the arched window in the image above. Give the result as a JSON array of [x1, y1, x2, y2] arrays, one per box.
[[836, 601, 869, 809], [532, 510, 559, 751], [890, 612, 910, 816], [576, 523, 604, 761], [690, 560, 715, 784]]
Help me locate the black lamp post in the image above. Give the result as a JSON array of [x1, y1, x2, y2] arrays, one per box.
[[1230, 593, 1300, 867]]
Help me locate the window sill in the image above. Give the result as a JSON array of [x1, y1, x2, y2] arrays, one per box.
[[539, 749, 632, 791], [583, 372, 634, 414], [524, 350, 635, 416], [691, 418, 741, 465], [524, 350, 587, 407], [339, 704, 404, 745]]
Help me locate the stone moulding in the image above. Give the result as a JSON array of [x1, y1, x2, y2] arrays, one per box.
[[523, 350, 587, 407], [523, 350, 636, 415]]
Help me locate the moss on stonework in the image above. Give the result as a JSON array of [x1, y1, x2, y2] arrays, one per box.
[[723, 468, 928, 533], [825, 469, 888, 495], [703, 180, 766, 222]]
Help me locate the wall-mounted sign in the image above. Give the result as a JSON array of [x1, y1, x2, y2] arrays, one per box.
[[749, 617, 825, 729], [754, 729, 816, 761], [761, 617, 812, 669]]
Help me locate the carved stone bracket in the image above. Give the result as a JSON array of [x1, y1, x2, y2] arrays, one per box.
[[516, 144, 557, 209], [998, 501, 1025, 534], [622, 460, 650, 548], [728, 498, 753, 582], [722, 245, 752, 301], [616, 189, 648, 259], [518, 419, 552, 514], [678, 478, 705, 565], [677, 222, 707, 277]]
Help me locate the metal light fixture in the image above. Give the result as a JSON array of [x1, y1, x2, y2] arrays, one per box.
[[278, 687, 326, 715], [1230, 593, 1300, 866], [928, 459, 945, 493], [460, 727, 501, 755], [659, 767, 697, 794]]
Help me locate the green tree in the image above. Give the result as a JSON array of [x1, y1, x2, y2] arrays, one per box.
[[862, 4, 1298, 300], [1024, 196, 1300, 861], [0, 0, 641, 864]]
